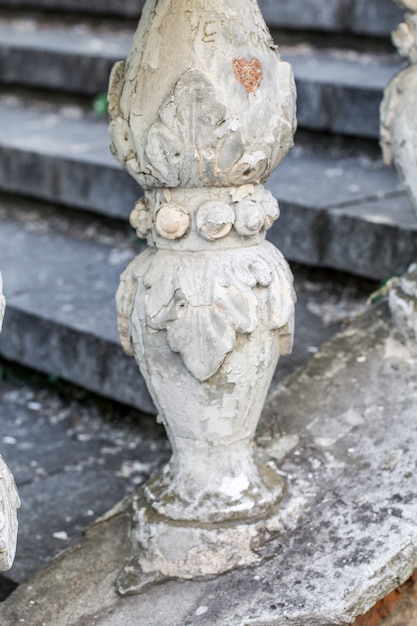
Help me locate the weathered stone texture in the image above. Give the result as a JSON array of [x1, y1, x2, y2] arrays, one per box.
[[107, 0, 298, 586], [352, 573, 417, 625], [1, 301, 416, 624], [381, 6, 417, 216], [0, 274, 20, 572]]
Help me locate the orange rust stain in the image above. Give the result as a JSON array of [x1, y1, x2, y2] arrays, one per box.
[[232, 57, 263, 94], [352, 572, 417, 625]]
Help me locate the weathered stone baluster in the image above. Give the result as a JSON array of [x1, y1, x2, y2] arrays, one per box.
[[0, 273, 20, 572], [382, 2, 417, 345], [108, 0, 296, 594], [381, 0, 417, 216], [0, 275, 4, 336]]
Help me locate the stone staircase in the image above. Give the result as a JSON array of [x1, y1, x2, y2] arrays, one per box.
[[0, 0, 416, 414]]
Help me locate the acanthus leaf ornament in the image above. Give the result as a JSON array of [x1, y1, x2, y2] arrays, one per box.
[[118, 244, 294, 383]]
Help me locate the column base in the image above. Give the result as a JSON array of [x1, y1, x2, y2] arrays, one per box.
[[117, 491, 284, 596]]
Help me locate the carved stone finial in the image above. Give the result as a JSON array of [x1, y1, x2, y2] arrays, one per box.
[[380, 3, 417, 215], [0, 273, 20, 572], [109, 0, 296, 594]]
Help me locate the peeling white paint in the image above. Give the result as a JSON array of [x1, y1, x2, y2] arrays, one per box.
[[195, 606, 209, 616], [220, 473, 250, 499]]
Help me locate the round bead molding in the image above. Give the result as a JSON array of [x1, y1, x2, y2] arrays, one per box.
[[154, 203, 191, 240], [234, 200, 265, 236], [195, 201, 235, 241], [136, 189, 280, 243], [130, 199, 151, 239]]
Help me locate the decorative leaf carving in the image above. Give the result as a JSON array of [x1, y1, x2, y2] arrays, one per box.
[[140, 67, 297, 188], [116, 246, 295, 382], [144, 69, 245, 188], [167, 304, 237, 381]]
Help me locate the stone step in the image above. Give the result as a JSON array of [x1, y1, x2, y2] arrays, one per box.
[[0, 103, 134, 221], [0, 207, 365, 414], [261, 0, 403, 37], [0, 18, 402, 137], [284, 48, 401, 138], [0, 211, 153, 412], [0, 0, 403, 37], [0, 102, 416, 280], [0, 18, 131, 97]]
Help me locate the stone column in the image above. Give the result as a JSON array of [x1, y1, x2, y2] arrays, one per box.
[[381, 0, 417, 216], [0, 273, 20, 571], [108, 0, 296, 594]]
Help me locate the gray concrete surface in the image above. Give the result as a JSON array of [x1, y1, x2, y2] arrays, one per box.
[[0, 103, 135, 220], [0, 210, 154, 412], [0, 0, 144, 16], [0, 379, 169, 585], [0, 300, 415, 625], [284, 49, 400, 138], [261, 0, 403, 35]]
